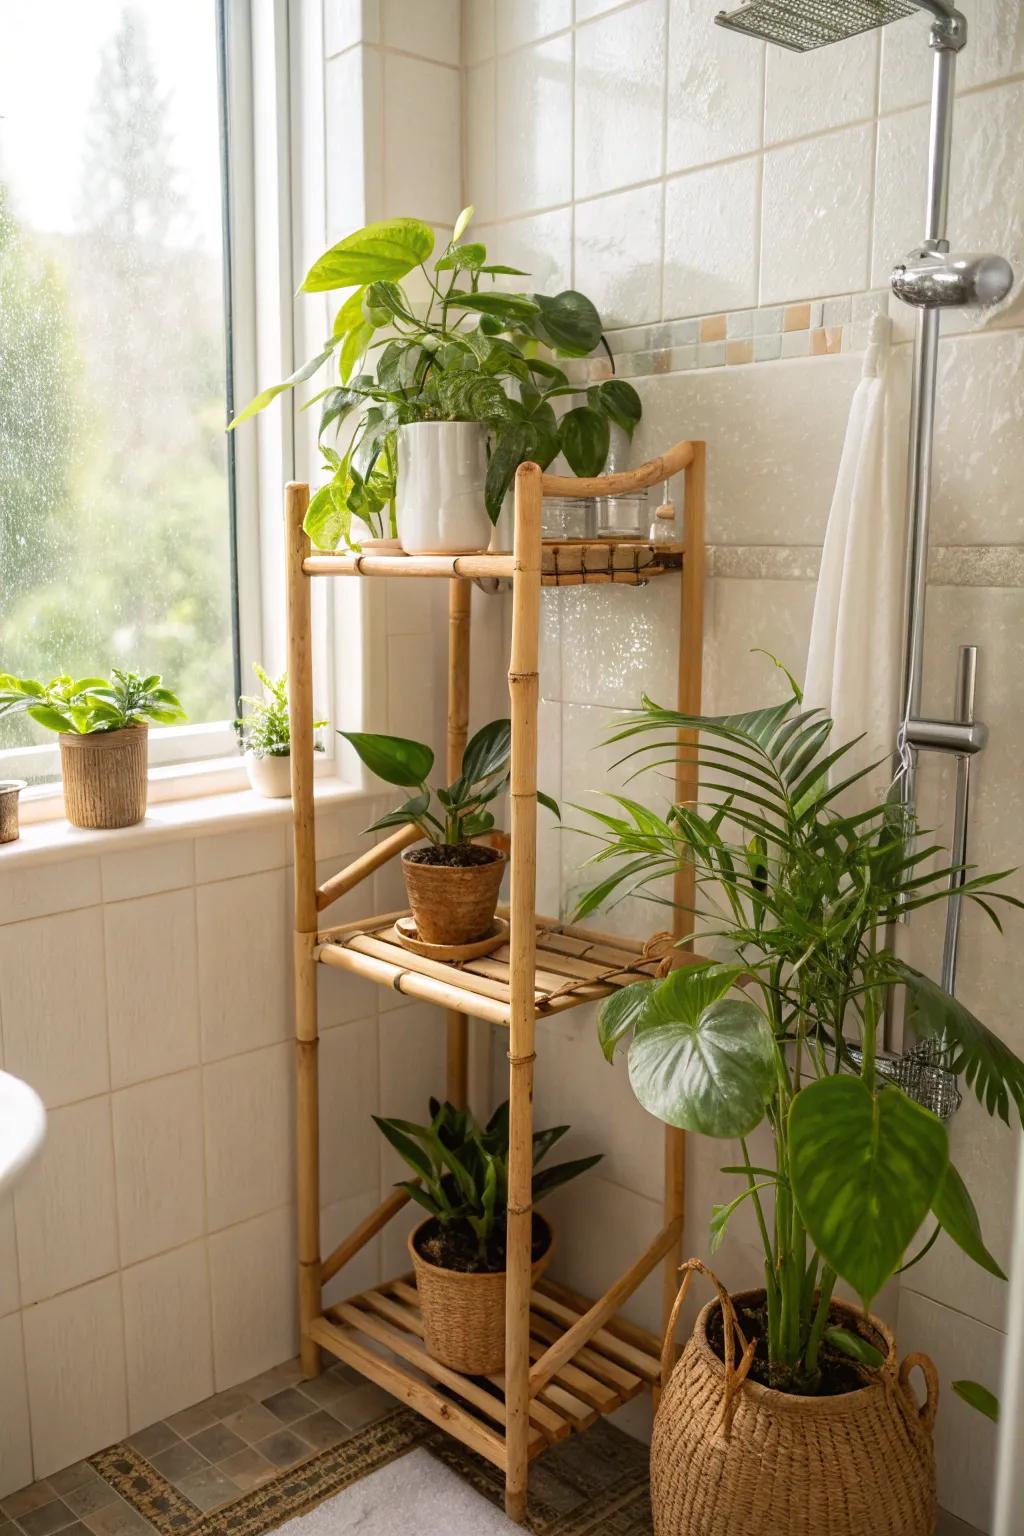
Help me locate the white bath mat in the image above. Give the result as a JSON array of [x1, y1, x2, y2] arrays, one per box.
[[272, 1446, 520, 1536]]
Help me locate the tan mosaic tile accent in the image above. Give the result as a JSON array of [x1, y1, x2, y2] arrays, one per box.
[[725, 339, 753, 366], [784, 303, 812, 331], [699, 314, 727, 342]]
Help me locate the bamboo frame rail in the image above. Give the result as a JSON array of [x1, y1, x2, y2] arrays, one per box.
[[284, 437, 706, 1523]]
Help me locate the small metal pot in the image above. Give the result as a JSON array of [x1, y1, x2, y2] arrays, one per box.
[[0, 781, 27, 844]]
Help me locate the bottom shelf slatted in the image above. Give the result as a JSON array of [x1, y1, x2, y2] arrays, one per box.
[[311, 1274, 661, 1467]]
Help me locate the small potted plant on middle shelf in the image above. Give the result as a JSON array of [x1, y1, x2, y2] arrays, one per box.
[[234, 663, 326, 798], [375, 1098, 602, 1373], [342, 718, 558, 947]]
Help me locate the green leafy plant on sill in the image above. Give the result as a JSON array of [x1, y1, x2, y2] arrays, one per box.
[[0, 669, 185, 734], [574, 662, 1023, 1411], [374, 1097, 601, 1271], [341, 717, 559, 848], [233, 663, 326, 759], [228, 207, 642, 550]]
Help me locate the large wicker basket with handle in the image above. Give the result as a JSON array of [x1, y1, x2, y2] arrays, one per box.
[[651, 1260, 938, 1536]]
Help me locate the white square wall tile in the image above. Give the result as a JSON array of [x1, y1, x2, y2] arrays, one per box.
[[575, 0, 666, 201], [896, 1288, 1003, 1532], [22, 1274, 127, 1478], [383, 55, 461, 225], [760, 125, 874, 305], [496, 35, 572, 218], [0, 856, 101, 926], [197, 869, 289, 1061], [105, 888, 200, 1088], [322, 1189, 382, 1307], [0, 1313, 32, 1498], [475, 208, 573, 295], [122, 1243, 213, 1433], [112, 1071, 205, 1267], [194, 825, 288, 884], [667, 0, 764, 174], [558, 576, 682, 709], [0, 1199, 18, 1318], [0, 906, 109, 1108], [574, 185, 664, 331], [319, 1017, 379, 1206], [15, 1097, 118, 1305], [204, 1043, 294, 1231], [463, 0, 495, 64], [100, 840, 194, 902], [544, 1177, 664, 1334], [663, 157, 760, 319], [881, 1, 1024, 113], [208, 1206, 297, 1390], [383, 0, 460, 64], [464, 61, 497, 224], [765, 29, 878, 144], [378, 1003, 446, 1184], [495, 0, 570, 52]]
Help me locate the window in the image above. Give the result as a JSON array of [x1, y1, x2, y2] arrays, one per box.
[[0, 0, 242, 783]]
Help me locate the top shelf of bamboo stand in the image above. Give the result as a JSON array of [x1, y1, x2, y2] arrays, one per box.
[[303, 539, 684, 585]]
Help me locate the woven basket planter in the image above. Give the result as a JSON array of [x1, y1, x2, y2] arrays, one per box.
[[651, 1262, 938, 1536], [409, 1215, 553, 1375], [401, 847, 506, 946], [59, 726, 149, 830]]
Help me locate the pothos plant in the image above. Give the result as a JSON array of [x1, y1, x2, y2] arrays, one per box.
[[576, 670, 1022, 1414], [229, 207, 642, 550], [341, 717, 559, 852]]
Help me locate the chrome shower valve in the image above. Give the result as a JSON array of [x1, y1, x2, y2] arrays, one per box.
[[891, 246, 1016, 309]]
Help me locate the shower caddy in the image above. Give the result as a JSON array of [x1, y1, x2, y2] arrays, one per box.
[[284, 437, 705, 1523]]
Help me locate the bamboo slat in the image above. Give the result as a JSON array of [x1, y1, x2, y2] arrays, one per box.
[[528, 1310, 641, 1395], [316, 824, 421, 912], [320, 1186, 412, 1286], [304, 553, 515, 579], [446, 576, 472, 1110], [542, 438, 696, 498], [529, 1289, 662, 1382], [536, 1276, 663, 1358]]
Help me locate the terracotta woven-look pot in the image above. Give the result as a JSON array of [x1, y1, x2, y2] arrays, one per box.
[[409, 1216, 553, 1375], [652, 1261, 937, 1536], [59, 726, 149, 830], [401, 847, 506, 945]]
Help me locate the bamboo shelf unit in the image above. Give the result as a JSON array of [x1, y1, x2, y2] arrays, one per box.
[[285, 436, 706, 1524]]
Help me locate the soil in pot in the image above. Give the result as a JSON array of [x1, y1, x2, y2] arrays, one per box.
[[413, 1212, 551, 1275], [405, 842, 499, 870], [707, 1295, 872, 1397]]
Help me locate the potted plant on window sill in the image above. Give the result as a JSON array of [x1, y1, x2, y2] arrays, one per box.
[[375, 1097, 601, 1374], [575, 673, 1024, 1536], [234, 663, 326, 799], [342, 717, 558, 947], [229, 206, 643, 556], [0, 670, 185, 830]]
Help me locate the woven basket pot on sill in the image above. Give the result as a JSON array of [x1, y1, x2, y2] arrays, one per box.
[[652, 1260, 938, 1536], [409, 1215, 553, 1375], [59, 725, 149, 830], [401, 847, 506, 946]]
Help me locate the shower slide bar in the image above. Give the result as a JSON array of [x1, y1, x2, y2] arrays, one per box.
[[715, 0, 1015, 1117]]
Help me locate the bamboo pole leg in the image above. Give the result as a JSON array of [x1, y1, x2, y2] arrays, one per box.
[[662, 444, 706, 1358], [504, 463, 542, 1525], [286, 481, 323, 1381], [446, 576, 473, 1109]]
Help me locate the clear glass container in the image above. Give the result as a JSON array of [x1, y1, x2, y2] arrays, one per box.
[[542, 496, 598, 540], [597, 490, 649, 538]]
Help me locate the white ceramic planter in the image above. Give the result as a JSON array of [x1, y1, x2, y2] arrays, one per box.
[[487, 489, 515, 553], [396, 421, 491, 555], [245, 751, 293, 798]]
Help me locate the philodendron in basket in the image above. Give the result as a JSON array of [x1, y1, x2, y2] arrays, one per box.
[[576, 679, 1023, 1412], [0, 669, 185, 829], [342, 718, 559, 946], [229, 205, 642, 552], [233, 663, 326, 799], [375, 1097, 601, 1373]]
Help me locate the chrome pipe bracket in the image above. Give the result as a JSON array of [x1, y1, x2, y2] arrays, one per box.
[[904, 715, 988, 756]]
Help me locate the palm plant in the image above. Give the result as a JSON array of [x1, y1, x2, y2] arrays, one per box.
[[576, 671, 1023, 1406], [374, 1098, 601, 1271]]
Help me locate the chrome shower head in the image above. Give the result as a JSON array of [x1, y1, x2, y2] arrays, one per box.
[[714, 0, 917, 52]]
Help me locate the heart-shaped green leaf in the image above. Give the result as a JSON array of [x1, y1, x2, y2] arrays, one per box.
[[301, 218, 435, 291], [789, 1078, 949, 1305], [628, 991, 774, 1139], [532, 290, 603, 356], [596, 980, 655, 1063], [560, 406, 610, 477], [932, 1160, 1007, 1279]]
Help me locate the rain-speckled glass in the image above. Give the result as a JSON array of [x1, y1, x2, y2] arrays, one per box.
[[0, 1, 233, 768]]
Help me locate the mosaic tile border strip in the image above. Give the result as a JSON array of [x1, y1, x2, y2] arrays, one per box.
[[706, 545, 1024, 587], [575, 290, 892, 381]]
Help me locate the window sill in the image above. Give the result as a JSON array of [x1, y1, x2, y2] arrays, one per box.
[[2, 774, 369, 869]]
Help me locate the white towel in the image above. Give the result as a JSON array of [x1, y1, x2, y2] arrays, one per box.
[[804, 313, 906, 809]]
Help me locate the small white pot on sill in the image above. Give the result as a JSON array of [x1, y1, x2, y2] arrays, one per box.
[[245, 751, 292, 798], [396, 421, 492, 555]]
